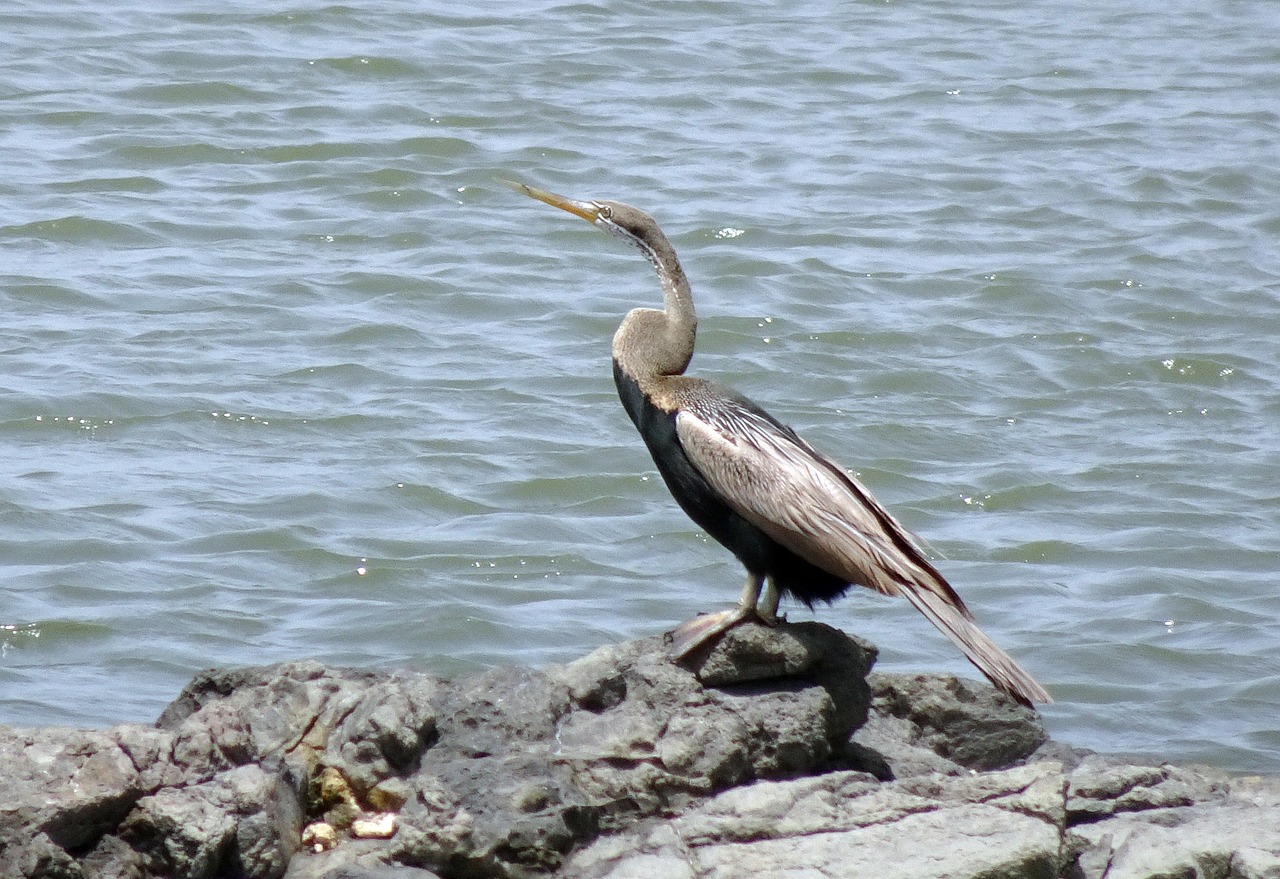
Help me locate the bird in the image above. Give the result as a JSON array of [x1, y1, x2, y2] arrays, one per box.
[[502, 178, 1051, 706]]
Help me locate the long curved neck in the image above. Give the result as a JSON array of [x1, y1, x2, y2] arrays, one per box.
[[611, 229, 697, 382]]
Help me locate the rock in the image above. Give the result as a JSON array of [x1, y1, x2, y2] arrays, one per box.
[[368, 625, 875, 878], [853, 671, 1049, 776], [1067, 764, 1280, 879], [351, 813, 397, 840], [682, 619, 873, 689], [284, 841, 444, 879], [0, 727, 146, 850], [321, 675, 440, 798], [0, 725, 161, 879], [303, 821, 339, 852], [1065, 752, 1211, 820], [119, 762, 304, 879], [159, 661, 391, 780], [0, 623, 1277, 879], [560, 761, 1068, 879]]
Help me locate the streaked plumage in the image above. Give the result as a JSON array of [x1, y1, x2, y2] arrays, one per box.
[[503, 178, 1050, 706]]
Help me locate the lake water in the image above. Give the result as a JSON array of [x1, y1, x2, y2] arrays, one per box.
[[2, 0, 1278, 773]]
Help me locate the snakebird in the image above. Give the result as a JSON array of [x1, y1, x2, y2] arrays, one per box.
[[502, 179, 1050, 706]]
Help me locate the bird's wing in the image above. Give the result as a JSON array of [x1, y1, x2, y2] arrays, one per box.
[[674, 398, 962, 605], [675, 398, 1052, 706]]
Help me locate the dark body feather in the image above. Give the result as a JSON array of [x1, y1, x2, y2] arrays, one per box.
[[614, 363, 849, 606]]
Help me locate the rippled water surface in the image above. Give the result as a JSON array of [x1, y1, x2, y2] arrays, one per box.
[[2, 1, 1278, 771]]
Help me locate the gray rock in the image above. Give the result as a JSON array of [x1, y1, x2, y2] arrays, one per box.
[[322, 675, 440, 799], [283, 840, 443, 879], [287, 859, 444, 879], [1065, 752, 1214, 821], [560, 761, 1068, 879], [284, 840, 444, 879], [853, 671, 1049, 776], [330, 625, 875, 878], [0, 727, 146, 849], [0, 725, 160, 878], [1067, 764, 1280, 879], [2, 623, 1277, 879], [159, 661, 387, 781], [119, 763, 304, 879]]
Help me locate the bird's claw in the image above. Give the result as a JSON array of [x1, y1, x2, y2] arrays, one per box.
[[756, 608, 785, 627]]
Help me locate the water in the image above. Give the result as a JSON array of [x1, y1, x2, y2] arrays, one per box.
[[2, 0, 1278, 772]]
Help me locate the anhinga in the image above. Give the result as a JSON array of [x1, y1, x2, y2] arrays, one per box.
[[502, 179, 1050, 706]]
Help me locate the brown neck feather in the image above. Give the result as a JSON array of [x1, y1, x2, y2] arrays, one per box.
[[610, 221, 697, 383]]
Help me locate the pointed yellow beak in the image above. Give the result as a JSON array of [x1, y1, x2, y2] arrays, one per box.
[[499, 178, 602, 224]]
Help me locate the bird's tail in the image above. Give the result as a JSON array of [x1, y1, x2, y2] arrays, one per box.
[[899, 584, 1051, 707]]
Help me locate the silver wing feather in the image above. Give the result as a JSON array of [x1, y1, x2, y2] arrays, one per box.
[[675, 398, 1051, 705], [674, 399, 958, 603]]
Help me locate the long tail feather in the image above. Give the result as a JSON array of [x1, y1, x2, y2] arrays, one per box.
[[899, 585, 1051, 706]]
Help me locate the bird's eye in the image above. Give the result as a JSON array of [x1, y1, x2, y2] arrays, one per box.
[[596, 204, 613, 220]]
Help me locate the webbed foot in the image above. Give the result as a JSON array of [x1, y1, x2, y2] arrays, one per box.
[[667, 604, 779, 659]]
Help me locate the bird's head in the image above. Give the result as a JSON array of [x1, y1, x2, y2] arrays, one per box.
[[500, 179, 662, 259]]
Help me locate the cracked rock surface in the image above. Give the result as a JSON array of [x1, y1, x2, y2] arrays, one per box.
[[2, 621, 1277, 879]]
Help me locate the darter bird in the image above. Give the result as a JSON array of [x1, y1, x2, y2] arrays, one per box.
[[502, 179, 1050, 706]]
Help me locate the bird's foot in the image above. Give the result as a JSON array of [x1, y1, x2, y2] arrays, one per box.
[[756, 607, 785, 627], [667, 604, 778, 659]]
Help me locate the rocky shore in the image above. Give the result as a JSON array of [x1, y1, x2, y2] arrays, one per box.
[[3, 622, 1278, 879]]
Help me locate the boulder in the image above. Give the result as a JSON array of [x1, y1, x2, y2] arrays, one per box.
[[337, 623, 875, 878], [1065, 756, 1280, 879], [0, 620, 1276, 879], [559, 761, 1067, 879]]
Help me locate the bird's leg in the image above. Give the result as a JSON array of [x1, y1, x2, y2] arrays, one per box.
[[756, 576, 783, 626], [668, 572, 770, 658], [736, 569, 765, 610]]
